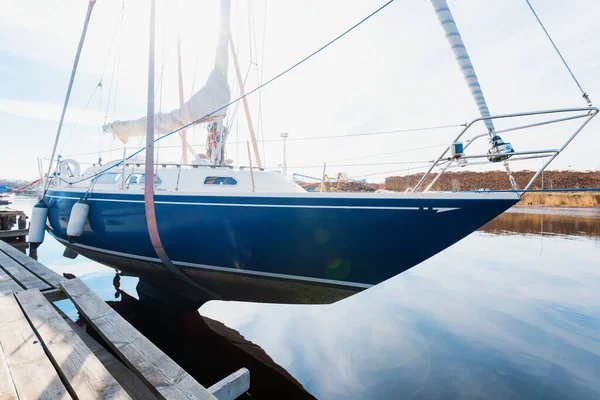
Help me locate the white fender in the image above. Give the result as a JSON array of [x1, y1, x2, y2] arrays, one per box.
[[29, 201, 48, 244], [66, 200, 89, 239], [60, 158, 81, 177]]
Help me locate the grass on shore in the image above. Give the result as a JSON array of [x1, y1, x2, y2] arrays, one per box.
[[518, 192, 600, 207]]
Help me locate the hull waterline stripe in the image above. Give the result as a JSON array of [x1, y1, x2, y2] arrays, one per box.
[[52, 236, 373, 290], [44, 194, 460, 212]]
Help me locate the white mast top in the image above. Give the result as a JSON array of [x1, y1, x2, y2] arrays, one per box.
[[431, 0, 496, 135]]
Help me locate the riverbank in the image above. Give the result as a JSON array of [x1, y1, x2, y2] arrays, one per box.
[[518, 191, 600, 207]]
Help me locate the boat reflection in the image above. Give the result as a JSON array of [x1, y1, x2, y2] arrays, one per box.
[[70, 275, 315, 399]]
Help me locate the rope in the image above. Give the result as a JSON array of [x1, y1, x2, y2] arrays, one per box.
[[525, 0, 592, 106], [61, 0, 396, 185]]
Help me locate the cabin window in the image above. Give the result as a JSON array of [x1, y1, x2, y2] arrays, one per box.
[[204, 176, 238, 185], [127, 174, 161, 184], [92, 173, 121, 184]]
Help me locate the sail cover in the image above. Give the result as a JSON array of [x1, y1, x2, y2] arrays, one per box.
[[104, 0, 231, 143], [431, 0, 496, 134]]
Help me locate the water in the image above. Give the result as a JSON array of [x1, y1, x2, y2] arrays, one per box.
[[5, 197, 600, 399]]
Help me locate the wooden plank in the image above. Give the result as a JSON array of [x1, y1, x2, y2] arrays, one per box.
[[42, 288, 69, 302], [0, 251, 51, 291], [207, 368, 250, 400], [0, 268, 23, 297], [0, 339, 18, 400], [0, 229, 28, 238], [61, 278, 216, 400], [0, 294, 70, 399], [0, 240, 66, 288], [15, 289, 131, 400], [55, 306, 159, 400]]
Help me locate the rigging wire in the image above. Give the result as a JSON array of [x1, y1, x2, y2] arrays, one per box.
[[247, 0, 254, 64], [58, 2, 125, 157], [111, 3, 125, 122], [67, 0, 397, 184], [257, 0, 268, 167], [235, 1, 242, 162], [156, 0, 169, 170], [103, 3, 126, 164], [274, 160, 434, 169], [326, 143, 449, 164], [189, 48, 201, 97], [99, 3, 126, 85], [63, 126, 453, 160], [225, 124, 461, 144], [285, 124, 462, 142], [57, 84, 102, 155], [103, 4, 126, 124], [353, 163, 434, 179], [44, 0, 96, 194], [525, 0, 592, 106]]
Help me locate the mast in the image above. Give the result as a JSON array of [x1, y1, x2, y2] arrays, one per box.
[[176, 36, 188, 164], [229, 37, 263, 168], [44, 0, 96, 194], [431, 0, 495, 137]]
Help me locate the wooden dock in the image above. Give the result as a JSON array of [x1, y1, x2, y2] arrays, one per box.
[[0, 240, 249, 399], [0, 209, 28, 242]]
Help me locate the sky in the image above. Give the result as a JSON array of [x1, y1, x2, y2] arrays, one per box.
[[1, 0, 599, 182]]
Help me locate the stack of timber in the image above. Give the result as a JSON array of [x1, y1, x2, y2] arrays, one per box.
[[384, 170, 600, 192], [298, 181, 381, 192]]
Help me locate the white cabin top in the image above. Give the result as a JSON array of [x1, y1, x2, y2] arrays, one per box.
[[54, 161, 306, 194]]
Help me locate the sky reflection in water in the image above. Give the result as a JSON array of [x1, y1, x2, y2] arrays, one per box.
[[6, 198, 600, 399], [201, 209, 600, 399]]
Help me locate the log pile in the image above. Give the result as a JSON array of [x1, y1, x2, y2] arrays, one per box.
[[297, 181, 381, 192], [384, 170, 600, 192]]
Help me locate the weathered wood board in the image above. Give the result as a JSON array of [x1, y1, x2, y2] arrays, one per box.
[[0, 294, 70, 399], [61, 278, 217, 400], [0, 240, 66, 288], [16, 289, 131, 400]]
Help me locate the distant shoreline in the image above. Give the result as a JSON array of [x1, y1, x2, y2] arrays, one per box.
[[517, 192, 600, 208]]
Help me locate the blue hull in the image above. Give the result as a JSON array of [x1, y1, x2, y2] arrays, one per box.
[[45, 190, 518, 303]]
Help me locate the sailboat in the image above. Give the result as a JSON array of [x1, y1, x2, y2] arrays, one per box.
[[36, 0, 597, 305]]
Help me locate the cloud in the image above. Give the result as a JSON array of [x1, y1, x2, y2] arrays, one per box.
[[0, 98, 104, 126]]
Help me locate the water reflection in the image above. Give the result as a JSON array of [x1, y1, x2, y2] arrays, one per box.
[[202, 214, 600, 399], [482, 207, 600, 238], [79, 283, 313, 398], [5, 197, 600, 399]]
